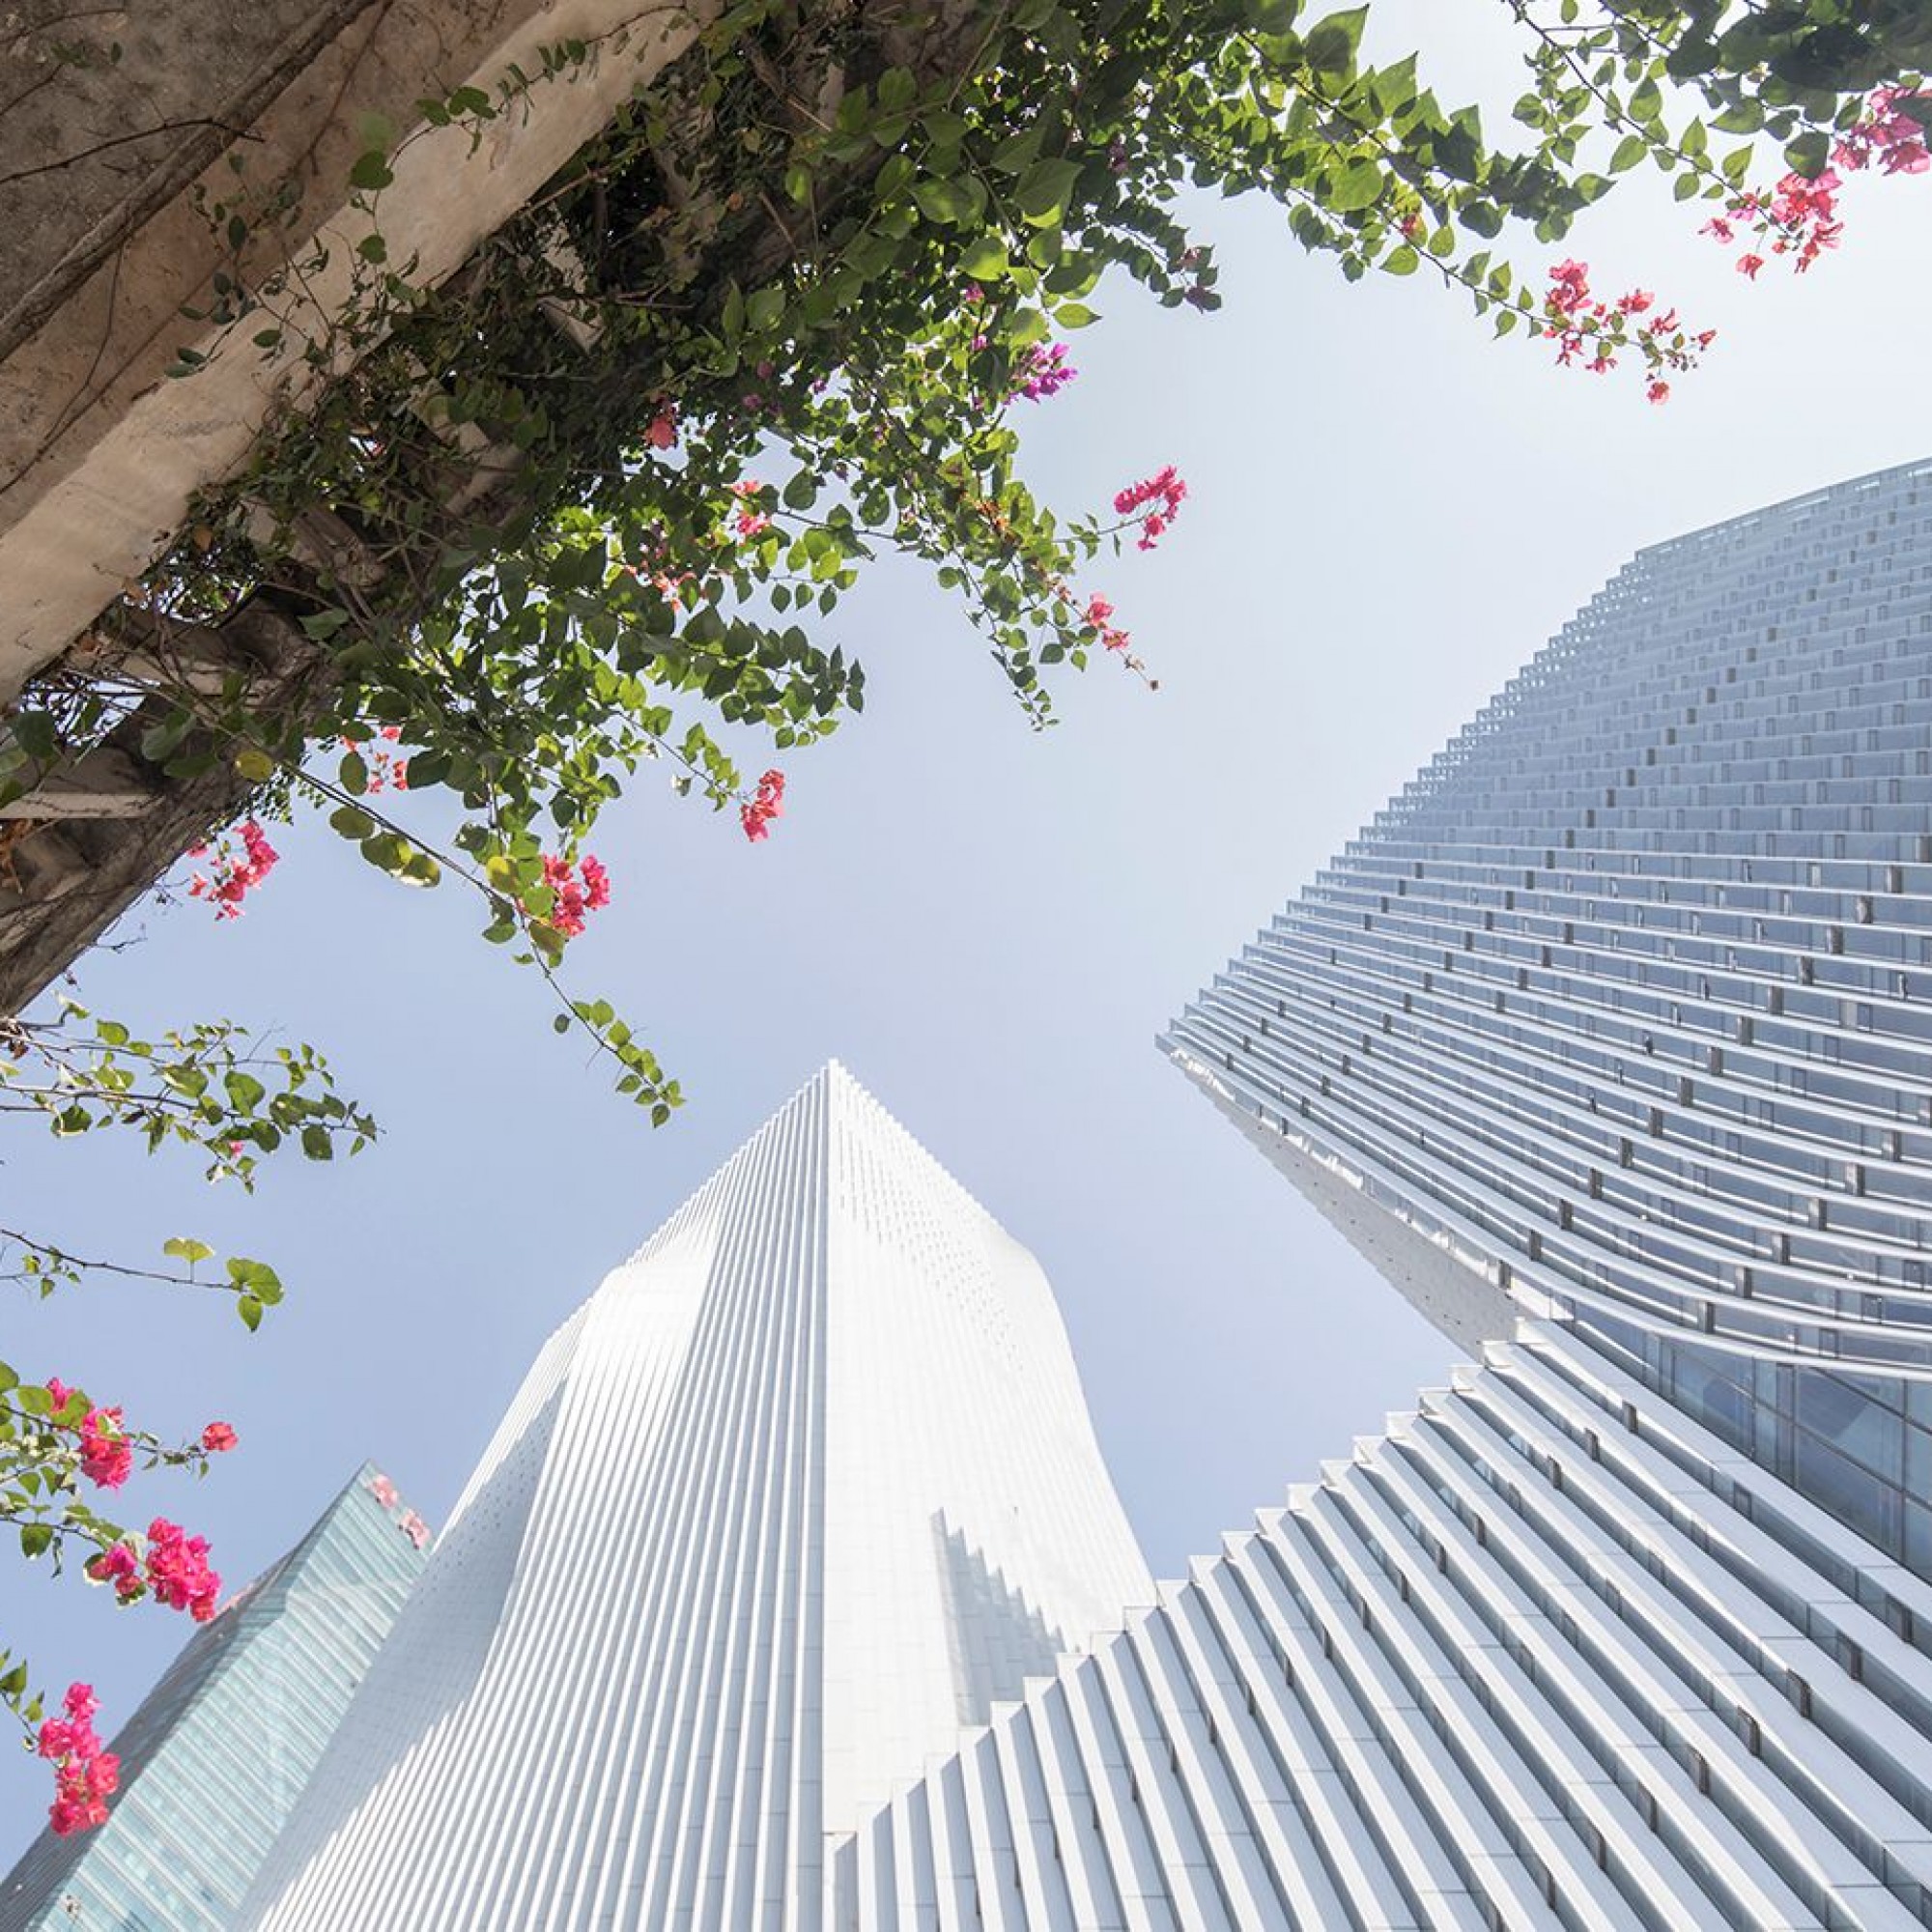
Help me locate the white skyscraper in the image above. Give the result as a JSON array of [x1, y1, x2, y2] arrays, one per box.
[[241, 1062, 1151, 1930]]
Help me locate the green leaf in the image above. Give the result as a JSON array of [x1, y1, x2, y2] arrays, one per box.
[[233, 747, 276, 782], [300, 1124, 334, 1160], [237, 1293, 263, 1332], [957, 237, 1008, 279], [339, 749, 368, 795], [1783, 128, 1830, 177], [349, 152, 393, 192], [1610, 132, 1649, 172], [1326, 158, 1384, 213], [328, 804, 376, 840], [223, 1071, 267, 1113], [162, 1236, 214, 1264], [19, 1524, 51, 1559], [1382, 244, 1420, 276], [1054, 301, 1099, 328], [1013, 158, 1081, 223], [228, 1258, 282, 1303], [912, 175, 984, 226], [1303, 6, 1367, 74], [10, 712, 58, 760]]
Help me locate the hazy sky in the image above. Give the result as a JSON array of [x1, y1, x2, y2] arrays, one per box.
[[4, 4, 1929, 1857]]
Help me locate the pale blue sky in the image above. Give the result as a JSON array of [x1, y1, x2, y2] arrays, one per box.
[[5, 6, 1930, 1856]]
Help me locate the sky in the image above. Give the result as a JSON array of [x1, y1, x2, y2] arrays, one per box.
[[4, 2, 1931, 1860]]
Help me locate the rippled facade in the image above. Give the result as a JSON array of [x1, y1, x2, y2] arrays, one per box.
[[837, 1321, 1932, 1931], [240, 1063, 1151, 1932], [1165, 459, 1932, 1580], [0, 1463, 429, 1932]]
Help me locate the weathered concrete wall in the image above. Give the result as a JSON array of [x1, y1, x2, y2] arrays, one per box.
[[0, 0, 712, 701], [0, 0, 381, 362]]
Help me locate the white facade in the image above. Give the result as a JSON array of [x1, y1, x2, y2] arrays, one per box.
[[240, 1063, 1151, 1931], [836, 1319, 1932, 1930]]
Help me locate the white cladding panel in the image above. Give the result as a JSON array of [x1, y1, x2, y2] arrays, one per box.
[[835, 1321, 1932, 1932], [241, 1065, 1151, 1931]]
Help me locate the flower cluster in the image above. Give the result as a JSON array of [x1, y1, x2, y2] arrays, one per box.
[[1113, 466, 1187, 551], [43, 1379, 131, 1491], [86, 1519, 220, 1621], [530, 853, 611, 940], [144, 1518, 220, 1621], [1083, 593, 1131, 654], [340, 726, 409, 794], [1012, 342, 1078, 402], [38, 1683, 118, 1837], [368, 1471, 400, 1509], [399, 1509, 431, 1549], [730, 479, 774, 539], [1540, 262, 1713, 401], [185, 819, 278, 920], [1835, 86, 1931, 178], [201, 1422, 238, 1454], [1700, 92, 1927, 281], [740, 769, 785, 842], [1702, 170, 1843, 274]]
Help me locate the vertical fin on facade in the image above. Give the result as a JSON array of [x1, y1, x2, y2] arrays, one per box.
[[240, 1063, 1151, 1931]]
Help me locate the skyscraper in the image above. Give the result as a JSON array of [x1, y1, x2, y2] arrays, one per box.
[[815, 463, 1932, 1928], [836, 1319, 1932, 1930], [0, 1463, 430, 1932], [240, 1062, 1151, 1930], [1164, 458, 1932, 1579]]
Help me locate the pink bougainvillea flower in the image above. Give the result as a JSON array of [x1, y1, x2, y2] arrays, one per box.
[[201, 1422, 238, 1453], [368, 1472, 400, 1510], [1011, 341, 1078, 402], [76, 1407, 132, 1491], [740, 769, 786, 843], [84, 1543, 142, 1604], [186, 819, 278, 921], [1112, 466, 1187, 550], [40, 1684, 118, 1836], [144, 1518, 220, 1622], [526, 853, 611, 941]]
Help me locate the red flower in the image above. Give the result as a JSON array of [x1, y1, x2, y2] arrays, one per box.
[[740, 770, 786, 843], [84, 1543, 142, 1603], [40, 1684, 118, 1836], [1112, 466, 1187, 551], [144, 1518, 220, 1622], [77, 1408, 131, 1491], [201, 1422, 238, 1453]]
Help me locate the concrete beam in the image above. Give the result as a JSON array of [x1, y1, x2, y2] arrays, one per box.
[[0, 0, 713, 702]]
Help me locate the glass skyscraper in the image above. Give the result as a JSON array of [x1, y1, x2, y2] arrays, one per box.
[[1164, 458, 1932, 1580], [0, 1463, 430, 1932]]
